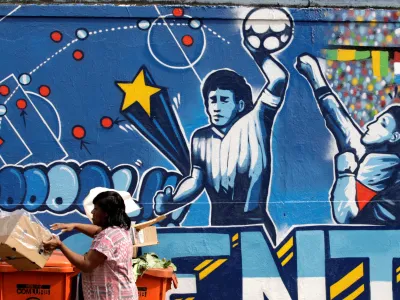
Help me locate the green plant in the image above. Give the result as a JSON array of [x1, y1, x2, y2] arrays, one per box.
[[132, 253, 177, 282]]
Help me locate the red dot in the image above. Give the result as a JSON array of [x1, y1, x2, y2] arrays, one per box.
[[72, 125, 86, 139], [16, 99, 27, 110], [101, 117, 113, 129], [51, 31, 63, 43], [73, 50, 84, 61], [0, 85, 9, 96], [172, 8, 184, 17], [39, 85, 51, 97], [182, 35, 193, 47]]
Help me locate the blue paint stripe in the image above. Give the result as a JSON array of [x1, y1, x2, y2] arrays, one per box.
[[143, 233, 230, 258], [329, 230, 400, 281], [241, 232, 280, 277], [297, 230, 325, 277]]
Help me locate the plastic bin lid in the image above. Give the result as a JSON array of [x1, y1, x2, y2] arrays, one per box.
[[0, 250, 75, 273], [143, 267, 174, 278]]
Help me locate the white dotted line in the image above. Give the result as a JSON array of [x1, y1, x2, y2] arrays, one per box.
[[4, 86, 19, 105], [89, 24, 137, 36], [30, 39, 79, 75], [202, 24, 230, 44], [155, 22, 188, 27]]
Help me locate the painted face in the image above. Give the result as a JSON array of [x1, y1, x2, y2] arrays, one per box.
[[362, 113, 398, 145], [207, 89, 243, 127], [91, 203, 108, 227]]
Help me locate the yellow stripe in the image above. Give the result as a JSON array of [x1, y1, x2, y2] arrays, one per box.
[[330, 263, 364, 299], [397, 273, 400, 283], [277, 237, 294, 258], [343, 284, 365, 300], [371, 51, 381, 77], [232, 233, 239, 242], [281, 252, 294, 267], [199, 259, 227, 280], [186, 298, 195, 300], [233, 243, 239, 248], [337, 49, 356, 61], [396, 266, 400, 274], [194, 259, 213, 271]]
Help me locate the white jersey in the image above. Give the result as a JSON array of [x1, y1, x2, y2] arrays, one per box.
[[190, 89, 281, 239]]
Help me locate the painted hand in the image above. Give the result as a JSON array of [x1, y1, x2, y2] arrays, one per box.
[[154, 186, 174, 216], [295, 53, 327, 90]]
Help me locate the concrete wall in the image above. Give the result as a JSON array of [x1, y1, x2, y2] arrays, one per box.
[[1, 4, 400, 299], [1, 1, 400, 8]]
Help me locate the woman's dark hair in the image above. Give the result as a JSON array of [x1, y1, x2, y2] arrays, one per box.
[[93, 191, 131, 230], [202, 69, 254, 116]]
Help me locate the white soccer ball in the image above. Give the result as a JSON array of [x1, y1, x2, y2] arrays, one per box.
[[243, 8, 294, 54]]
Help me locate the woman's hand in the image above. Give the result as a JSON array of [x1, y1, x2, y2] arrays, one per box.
[[50, 223, 75, 233], [43, 235, 62, 252]]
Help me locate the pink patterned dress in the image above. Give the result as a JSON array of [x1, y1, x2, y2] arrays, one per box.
[[82, 226, 138, 300]]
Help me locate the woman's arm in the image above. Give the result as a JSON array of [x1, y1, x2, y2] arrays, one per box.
[[51, 223, 102, 238], [43, 236, 106, 273]]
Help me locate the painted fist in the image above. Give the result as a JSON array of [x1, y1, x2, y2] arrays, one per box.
[[154, 186, 174, 216]]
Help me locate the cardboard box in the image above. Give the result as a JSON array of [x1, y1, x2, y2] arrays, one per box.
[[131, 226, 159, 258], [133, 226, 158, 248], [131, 215, 165, 258], [0, 211, 53, 271]]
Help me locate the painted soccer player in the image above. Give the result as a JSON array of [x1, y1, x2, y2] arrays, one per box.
[[296, 53, 400, 225], [154, 18, 290, 244]]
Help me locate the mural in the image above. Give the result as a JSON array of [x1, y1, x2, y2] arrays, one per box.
[[0, 4, 400, 299]]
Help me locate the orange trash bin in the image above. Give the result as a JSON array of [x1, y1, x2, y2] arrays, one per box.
[[136, 267, 178, 300], [0, 250, 79, 300]]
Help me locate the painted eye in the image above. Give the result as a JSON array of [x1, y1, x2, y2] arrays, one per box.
[[46, 163, 79, 212], [0, 167, 26, 211], [76, 162, 111, 214], [220, 96, 229, 103], [23, 167, 49, 212]]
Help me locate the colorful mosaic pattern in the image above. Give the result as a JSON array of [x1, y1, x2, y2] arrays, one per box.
[[325, 9, 400, 126]]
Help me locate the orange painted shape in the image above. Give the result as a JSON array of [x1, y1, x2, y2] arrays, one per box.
[[356, 181, 377, 210]]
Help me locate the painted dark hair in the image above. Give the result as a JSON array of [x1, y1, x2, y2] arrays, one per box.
[[380, 104, 400, 153], [201, 69, 254, 115], [93, 191, 131, 230], [384, 104, 400, 132]]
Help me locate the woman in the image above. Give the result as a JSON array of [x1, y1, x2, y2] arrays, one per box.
[[43, 191, 138, 300]]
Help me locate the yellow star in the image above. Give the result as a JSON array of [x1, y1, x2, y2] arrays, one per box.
[[117, 69, 161, 116]]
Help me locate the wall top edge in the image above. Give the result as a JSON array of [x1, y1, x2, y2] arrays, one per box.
[[0, 3, 399, 21]]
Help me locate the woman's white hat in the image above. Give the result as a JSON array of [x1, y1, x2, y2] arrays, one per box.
[[83, 187, 141, 223]]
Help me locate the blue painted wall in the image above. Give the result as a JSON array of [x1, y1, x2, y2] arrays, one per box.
[[1, 5, 400, 299]]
